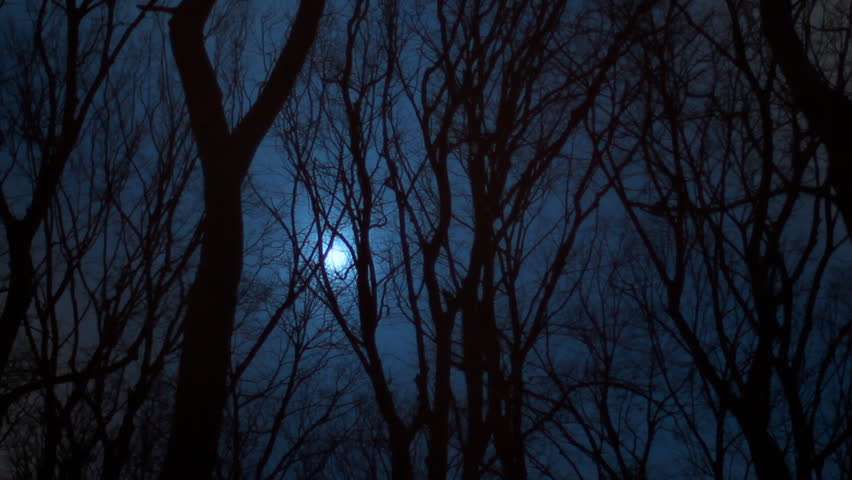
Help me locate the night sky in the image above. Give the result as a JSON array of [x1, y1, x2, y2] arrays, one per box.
[[1, 0, 851, 479]]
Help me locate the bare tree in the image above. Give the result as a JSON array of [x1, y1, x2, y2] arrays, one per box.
[[219, 184, 355, 478], [157, 1, 324, 477], [0, 18, 202, 478], [533, 232, 671, 480], [602, 1, 852, 478], [284, 1, 659, 478], [1, 3, 347, 477], [0, 0, 162, 380], [5, 1, 849, 478]]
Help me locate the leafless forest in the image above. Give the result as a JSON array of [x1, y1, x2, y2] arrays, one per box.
[[1, 0, 851, 478]]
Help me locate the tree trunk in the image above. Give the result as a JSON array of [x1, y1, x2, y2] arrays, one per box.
[[760, 0, 852, 234], [160, 171, 243, 478], [427, 317, 451, 480], [0, 226, 35, 378], [158, 1, 323, 477]]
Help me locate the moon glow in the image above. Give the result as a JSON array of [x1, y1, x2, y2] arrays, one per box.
[[324, 242, 350, 271]]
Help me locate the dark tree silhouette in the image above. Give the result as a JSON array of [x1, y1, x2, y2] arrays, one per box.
[[0, 8, 201, 477], [286, 0, 660, 478], [1, 0, 850, 478], [603, 1, 852, 478], [158, 1, 324, 478], [760, 0, 852, 236], [0, 0, 160, 380]]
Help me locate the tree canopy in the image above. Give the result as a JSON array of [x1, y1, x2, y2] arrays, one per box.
[[1, 0, 850, 478]]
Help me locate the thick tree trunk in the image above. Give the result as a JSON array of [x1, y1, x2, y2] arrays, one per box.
[[160, 173, 243, 478], [427, 318, 451, 480], [158, 2, 323, 477], [461, 307, 487, 480], [0, 226, 35, 378], [388, 428, 414, 480], [494, 361, 527, 480], [760, 0, 852, 234], [738, 413, 793, 480]]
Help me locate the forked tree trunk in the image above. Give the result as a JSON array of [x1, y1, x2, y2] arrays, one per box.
[[158, 1, 324, 478]]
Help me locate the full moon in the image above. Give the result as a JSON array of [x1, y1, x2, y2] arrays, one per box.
[[324, 242, 350, 271]]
